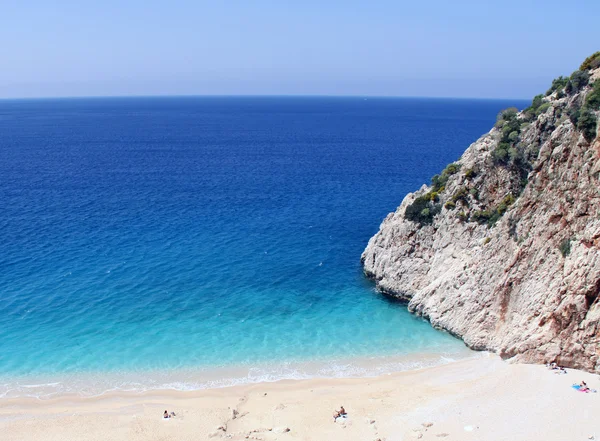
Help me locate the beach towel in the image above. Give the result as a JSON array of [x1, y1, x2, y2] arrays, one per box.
[[572, 384, 597, 393]]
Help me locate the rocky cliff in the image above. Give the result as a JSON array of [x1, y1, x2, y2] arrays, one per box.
[[362, 55, 600, 372]]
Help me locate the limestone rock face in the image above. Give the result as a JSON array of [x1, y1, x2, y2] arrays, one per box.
[[362, 68, 600, 372]]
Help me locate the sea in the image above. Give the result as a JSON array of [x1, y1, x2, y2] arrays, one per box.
[[0, 96, 528, 398]]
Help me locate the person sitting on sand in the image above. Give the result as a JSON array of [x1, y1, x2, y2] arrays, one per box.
[[580, 381, 590, 392], [333, 410, 340, 421], [164, 410, 170, 419], [333, 406, 347, 421]]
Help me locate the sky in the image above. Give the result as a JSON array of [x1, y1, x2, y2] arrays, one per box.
[[1, 0, 599, 99]]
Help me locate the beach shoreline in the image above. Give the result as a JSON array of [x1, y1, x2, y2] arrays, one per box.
[[0, 348, 478, 400], [3, 355, 598, 441]]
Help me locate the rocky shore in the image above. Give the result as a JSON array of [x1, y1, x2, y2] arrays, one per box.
[[362, 55, 600, 372]]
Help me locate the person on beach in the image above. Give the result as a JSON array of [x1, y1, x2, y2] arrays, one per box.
[[164, 410, 170, 419], [580, 381, 589, 392], [333, 406, 347, 421], [333, 410, 340, 421], [547, 363, 567, 374]]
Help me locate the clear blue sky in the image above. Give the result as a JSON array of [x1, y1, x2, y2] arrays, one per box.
[[1, 0, 598, 99]]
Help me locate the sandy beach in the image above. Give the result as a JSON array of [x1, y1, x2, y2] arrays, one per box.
[[1, 355, 598, 441]]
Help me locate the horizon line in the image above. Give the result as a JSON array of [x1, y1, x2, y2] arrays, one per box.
[[0, 93, 533, 102]]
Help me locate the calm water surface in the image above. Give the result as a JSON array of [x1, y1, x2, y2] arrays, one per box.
[[0, 96, 527, 396]]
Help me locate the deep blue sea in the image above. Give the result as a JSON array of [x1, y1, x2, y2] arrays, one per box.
[[0, 96, 527, 397]]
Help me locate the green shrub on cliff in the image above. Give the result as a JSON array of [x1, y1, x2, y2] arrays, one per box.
[[451, 187, 469, 204], [495, 107, 519, 128], [535, 102, 552, 116], [577, 108, 598, 142], [471, 210, 492, 225], [492, 142, 511, 164], [546, 76, 569, 96], [531, 95, 543, 110], [497, 107, 522, 143], [444, 163, 460, 175], [431, 162, 461, 192], [464, 168, 476, 179], [497, 194, 516, 215], [566, 70, 590, 94], [580, 51, 600, 71], [523, 94, 553, 121], [405, 162, 462, 224], [404, 195, 441, 225], [559, 238, 572, 257], [586, 81, 600, 111], [470, 194, 515, 228], [427, 191, 440, 202], [568, 106, 581, 125], [567, 81, 599, 140]]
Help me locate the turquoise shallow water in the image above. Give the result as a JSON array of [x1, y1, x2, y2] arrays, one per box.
[[0, 97, 526, 397]]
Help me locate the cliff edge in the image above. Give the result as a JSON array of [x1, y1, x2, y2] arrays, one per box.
[[362, 54, 600, 372]]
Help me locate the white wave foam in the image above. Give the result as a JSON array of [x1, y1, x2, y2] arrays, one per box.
[[0, 349, 485, 400]]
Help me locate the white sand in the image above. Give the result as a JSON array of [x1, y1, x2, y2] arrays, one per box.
[[1, 354, 598, 441]]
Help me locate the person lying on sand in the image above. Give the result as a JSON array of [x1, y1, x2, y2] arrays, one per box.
[[547, 363, 567, 374]]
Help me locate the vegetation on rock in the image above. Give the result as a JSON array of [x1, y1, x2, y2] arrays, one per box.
[[431, 162, 461, 192], [466, 194, 516, 228], [404, 194, 441, 225], [580, 51, 600, 71], [559, 238, 572, 257], [493, 107, 522, 164], [365, 52, 600, 373], [585, 80, 600, 110], [464, 168, 476, 179], [566, 70, 590, 94], [577, 108, 597, 142], [405, 163, 461, 225], [546, 76, 569, 96], [404, 54, 599, 228], [451, 187, 469, 205], [567, 79, 600, 142]]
